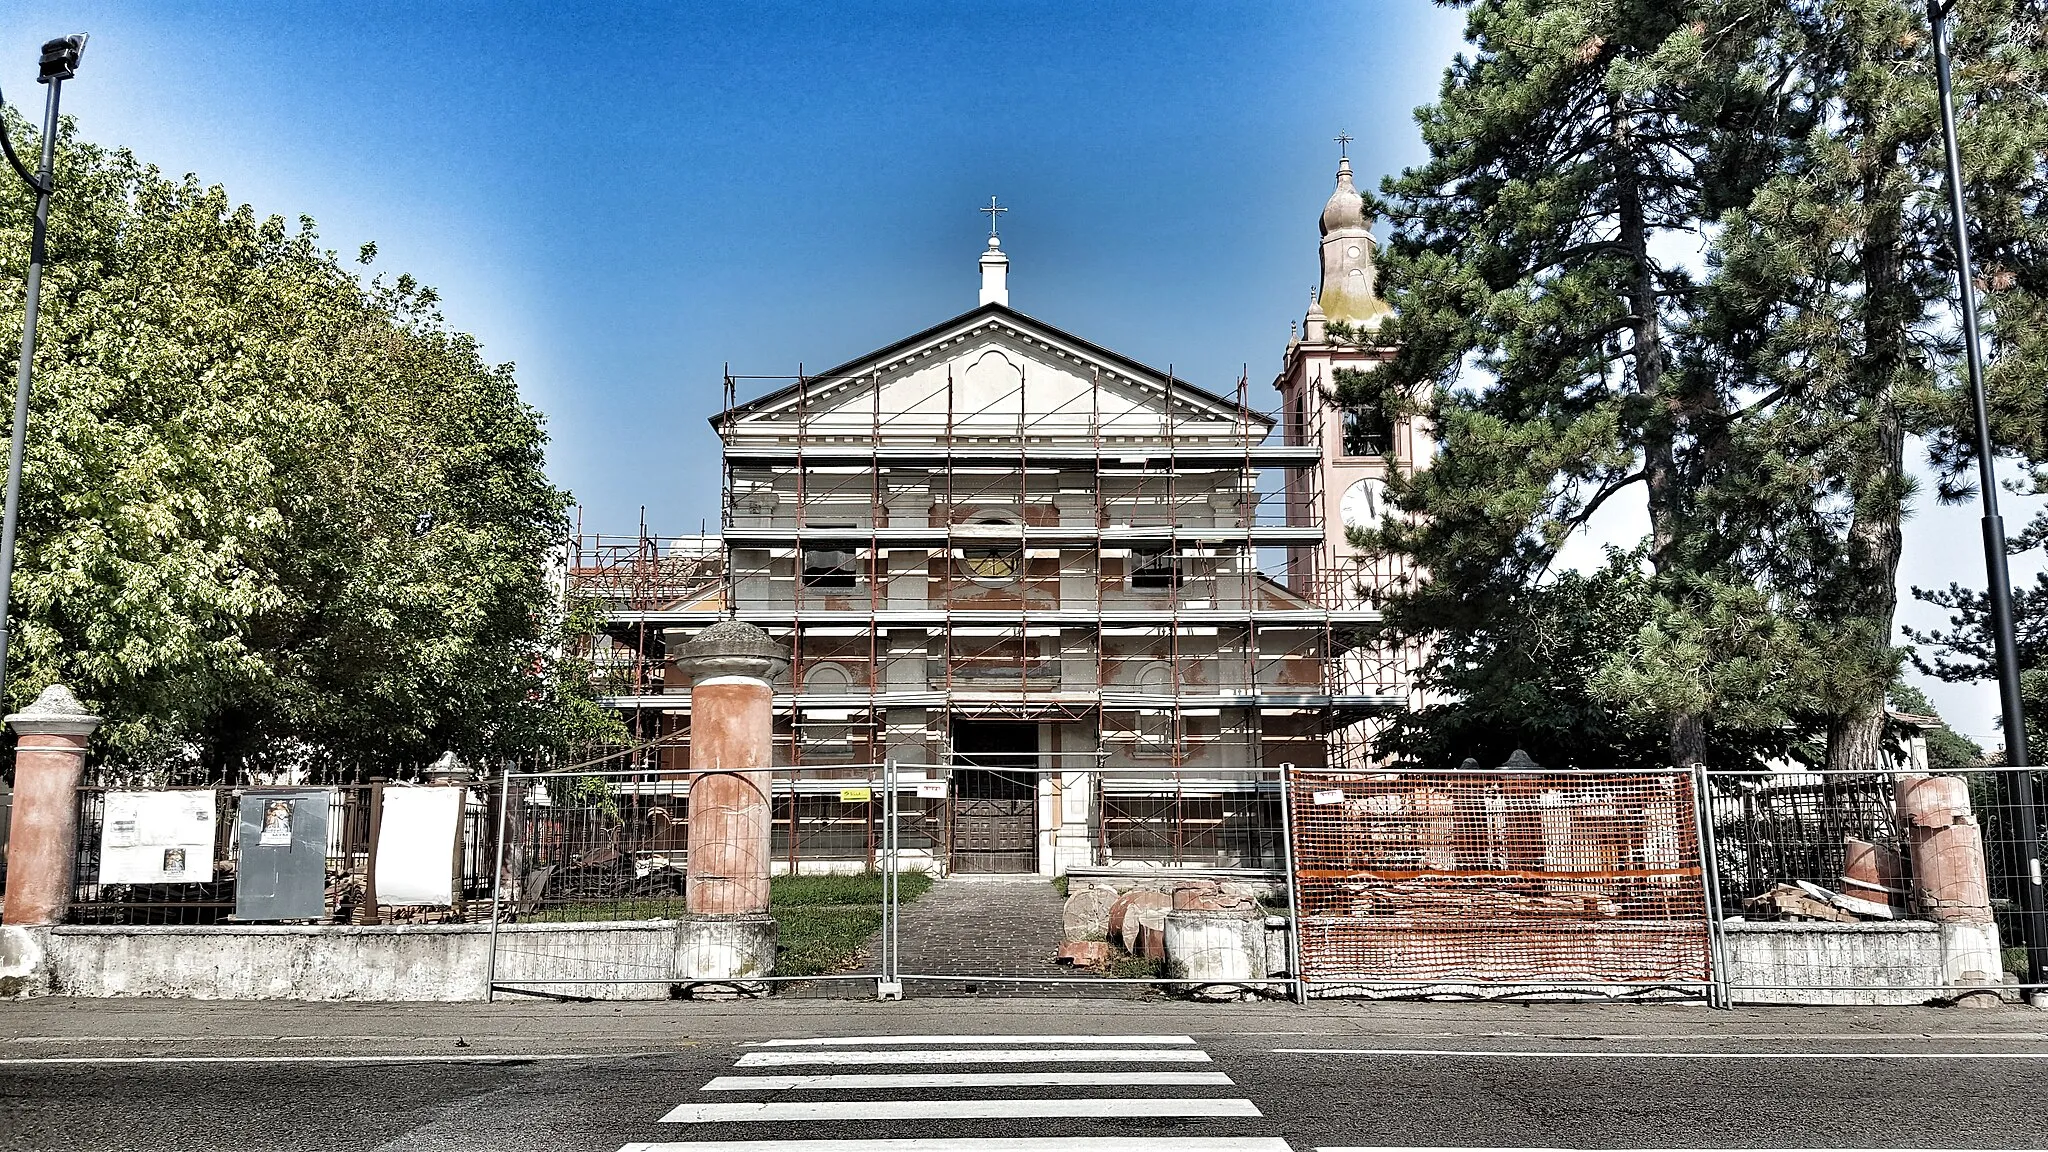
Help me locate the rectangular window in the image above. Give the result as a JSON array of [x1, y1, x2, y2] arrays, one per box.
[[1343, 404, 1392, 457], [1130, 546, 1182, 589], [801, 543, 858, 589]]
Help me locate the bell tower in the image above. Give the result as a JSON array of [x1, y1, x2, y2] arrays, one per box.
[[1276, 141, 1426, 612]]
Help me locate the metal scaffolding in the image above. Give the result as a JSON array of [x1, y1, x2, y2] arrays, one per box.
[[564, 311, 1422, 870]]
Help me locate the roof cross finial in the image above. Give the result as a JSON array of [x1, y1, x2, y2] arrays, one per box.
[[1334, 130, 1353, 158], [981, 195, 1008, 240]]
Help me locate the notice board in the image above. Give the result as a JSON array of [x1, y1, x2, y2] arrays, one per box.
[[373, 787, 465, 906], [234, 789, 330, 921], [99, 790, 218, 884]]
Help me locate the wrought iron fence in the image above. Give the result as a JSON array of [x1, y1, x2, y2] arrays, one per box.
[[67, 784, 495, 926]]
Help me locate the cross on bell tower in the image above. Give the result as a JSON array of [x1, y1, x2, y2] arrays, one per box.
[[981, 195, 1008, 240]]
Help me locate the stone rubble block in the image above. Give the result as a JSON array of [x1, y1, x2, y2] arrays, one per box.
[[1135, 921, 1169, 961], [1108, 890, 1172, 954], [1054, 940, 1109, 968], [1061, 884, 1118, 942]]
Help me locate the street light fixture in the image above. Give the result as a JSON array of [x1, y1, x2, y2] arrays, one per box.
[[1926, 0, 2048, 991], [0, 33, 86, 711]]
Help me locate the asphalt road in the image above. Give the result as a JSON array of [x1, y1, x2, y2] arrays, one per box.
[[4, 998, 2048, 1150]]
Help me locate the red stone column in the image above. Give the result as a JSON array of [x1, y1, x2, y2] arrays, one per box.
[[1896, 773, 1994, 923], [2, 685, 103, 926], [672, 620, 788, 917]]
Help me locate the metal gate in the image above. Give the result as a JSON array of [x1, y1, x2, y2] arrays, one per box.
[[1284, 765, 1718, 1000], [484, 765, 897, 1000]]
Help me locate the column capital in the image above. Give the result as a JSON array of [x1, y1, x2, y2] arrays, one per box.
[[5, 683, 102, 737], [673, 619, 789, 684]]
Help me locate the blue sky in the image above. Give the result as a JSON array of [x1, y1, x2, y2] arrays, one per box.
[[2, 2, 2028, 738]]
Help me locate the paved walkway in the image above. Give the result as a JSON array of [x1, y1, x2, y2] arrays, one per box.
[[855, 876, 1142, 997]]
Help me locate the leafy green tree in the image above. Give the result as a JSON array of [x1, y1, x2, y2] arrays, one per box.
[[1357, 0, 2048, 773], [0, 117, 618, 780]]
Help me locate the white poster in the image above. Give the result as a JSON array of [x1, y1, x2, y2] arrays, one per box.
[[374, 787, 465, 906], [99, 790, 217, 884]]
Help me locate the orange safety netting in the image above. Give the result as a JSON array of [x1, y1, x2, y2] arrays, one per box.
[[1289, 770, 1711, 988]]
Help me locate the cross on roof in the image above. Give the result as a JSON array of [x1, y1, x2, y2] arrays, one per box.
[[981, 195, 1007, 239], [1334, 131, 1353, 158]]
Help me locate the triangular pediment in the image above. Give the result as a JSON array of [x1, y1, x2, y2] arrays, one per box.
[[715, 305, 1267, 445]]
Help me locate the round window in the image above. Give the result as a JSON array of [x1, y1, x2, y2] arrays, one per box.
[[962, 547, 1021, 582]]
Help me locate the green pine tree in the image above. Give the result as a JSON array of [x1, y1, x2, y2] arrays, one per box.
[[1350, 0, 1816, 769], [1714, 0, 2048, 771]]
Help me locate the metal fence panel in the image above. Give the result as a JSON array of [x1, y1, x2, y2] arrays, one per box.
[[485, 765, 898, 999], [1288, 767, 1713, 996], [1705, 765, 2042, 1000]]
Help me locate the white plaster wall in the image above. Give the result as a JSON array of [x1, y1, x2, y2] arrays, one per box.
[[1723, 920, 2001, 1006], [28, 921, 754, 1002]]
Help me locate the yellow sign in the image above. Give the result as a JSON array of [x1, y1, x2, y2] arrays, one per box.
[[839, 787, 873, 804]]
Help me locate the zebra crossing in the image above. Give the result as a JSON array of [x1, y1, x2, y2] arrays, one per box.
[[616, 1033, 1295, 1151]]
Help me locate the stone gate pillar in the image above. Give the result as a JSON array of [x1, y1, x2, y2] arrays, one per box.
[[2, 685, 102, 926], [673, 619, 788, 916]]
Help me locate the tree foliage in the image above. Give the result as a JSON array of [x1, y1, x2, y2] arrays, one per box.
[[1708, 0, 2048, 771], [1353, 0, 2048, 770], [0, 117, 618, 780], [1373, 551, 1803, 771], [1350, 0, 1817, 768]]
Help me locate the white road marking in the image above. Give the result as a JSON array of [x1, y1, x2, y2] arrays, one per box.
[[1315, 1148, 2010, 1152], [659, 1097, 1262, 1123], [735, 1047, 1211, 1067], [0, 1053, 611, 1065], [622, 1131, 1286, 1139], [702, 1070, 1234, 1091], [1276, 1048, 2048, 1060], [751, 1035, 1196, 1047], [622, 1141, 1293, 1152]]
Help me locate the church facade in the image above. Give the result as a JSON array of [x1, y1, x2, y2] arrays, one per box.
[[575, 154, 1426, 876]]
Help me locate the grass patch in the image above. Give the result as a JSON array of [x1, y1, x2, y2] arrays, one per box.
[[1107, 945, 1167, 981], [519, 871, 936, 978], [771, 870, 932, 907], [1052, 875, 1069, 898], [770, 870, 934, 978], [773, 905, 884, 977]]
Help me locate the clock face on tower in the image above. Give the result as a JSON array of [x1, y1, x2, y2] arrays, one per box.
[[1340, 477, 1387, 530]]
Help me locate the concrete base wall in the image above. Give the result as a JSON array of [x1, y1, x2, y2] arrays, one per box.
[[1164, 908, 1276, 1000], [1, 918, 777, 1002], [1724, 920, 2003, 1006]]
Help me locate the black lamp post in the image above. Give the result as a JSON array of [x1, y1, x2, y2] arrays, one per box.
[[0, 34, 85, 711], [1926, 0, 2047, 991]]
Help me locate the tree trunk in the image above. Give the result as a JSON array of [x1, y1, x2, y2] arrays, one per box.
[[1826, 144, 1908, 774], [1671, 712, 1707, 771], [1613, 92, 1704, 768]]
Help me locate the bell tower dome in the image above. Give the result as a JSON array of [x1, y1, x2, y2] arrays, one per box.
[[1316, 155, 1391, 328], [1274, 140, 1424, 615]]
